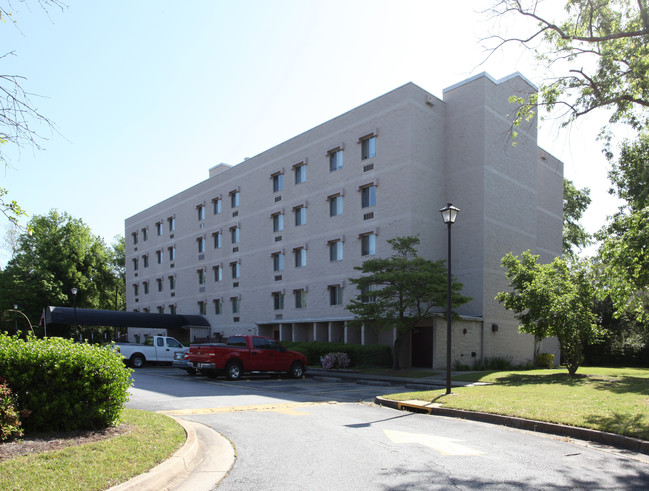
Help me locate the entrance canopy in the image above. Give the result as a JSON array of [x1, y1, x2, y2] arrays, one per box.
[[45, 306, 210, 330]]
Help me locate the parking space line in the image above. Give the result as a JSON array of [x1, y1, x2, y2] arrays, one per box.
[[158, 401, 337, 416]]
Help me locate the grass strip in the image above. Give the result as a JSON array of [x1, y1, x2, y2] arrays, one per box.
[[383, 367, 649, 441], [0, 409, 185, 491]]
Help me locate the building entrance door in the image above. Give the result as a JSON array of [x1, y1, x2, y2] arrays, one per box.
[[411, 326, 433, 367]]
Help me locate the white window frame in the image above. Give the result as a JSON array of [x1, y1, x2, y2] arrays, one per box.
[[329, 195, 343, 217], [329, 240, 343, 262], [329, 148, 343, 172]]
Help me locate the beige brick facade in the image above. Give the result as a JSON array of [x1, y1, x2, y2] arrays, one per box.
[[125, 73, 563, 368]]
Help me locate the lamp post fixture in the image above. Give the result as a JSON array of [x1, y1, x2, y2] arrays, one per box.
[[71, 287, 78, 340], [6, 306, 35, 336], [440, 202, 459, 395]]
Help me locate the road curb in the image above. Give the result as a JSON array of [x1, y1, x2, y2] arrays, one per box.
[[109, 416, 235, 491], [375, 396, 649, 456]]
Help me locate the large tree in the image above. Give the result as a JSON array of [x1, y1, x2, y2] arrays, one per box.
[[593, 132, 649, 321], [346, 236, 470, 370], [496, 251, 601, 375], [563, 178, 591, 259], [485, 0, 649, 133], [0, 210, 124, 335]]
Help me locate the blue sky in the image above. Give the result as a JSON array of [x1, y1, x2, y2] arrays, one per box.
[[1, 0, 616, 265]]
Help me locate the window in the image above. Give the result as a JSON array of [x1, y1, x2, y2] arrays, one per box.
[[133, 283, 139, 296], [168, 246, 176, 262], [168, 217, 175, 232], [213, 198, 222, 215], [157, 278, 163, 292], [361, 284, 377, 303], [231, 191, 240, 208], [272, 213, 284, 233], [143, 281, 149, 294], [197, 237, 206, 253], [273, 292, 284, 310], [329, 195, 343, 217], [198, 301, 206, 315], [213, 265, 223, 282], [294, 206, 306, 226], [214, 299, 222, 315], [156, 249, 163, 264], [132, 258, 138, 271], [142, 228, 148, 241], [329, 285, 343, 306], [295, 289, 307, 309], [361, 185, 376, 208], [231, 297, 240, 314], [361, 233, 376, 256], [329, 240, 343, 262], [230, 226, 240, 244], [197, 205, 205, 221], [361, 136, 376, 160], [143, 254, 149, 268], [169, 304, 177, 315], [156, 222, 163, 236], [294, 247, 306, 268], [231, 261, 240, 279], [272, 252, 284, 272], [198, 269, 206, 285], [157, 306, 165, 314], [132, 232, 138, 245], [213, 232, 222, 249], [168, 276, 175, 290], [329, 149, 343, 171], [272, 173, 283, 193], [294, 163, 306, 184]]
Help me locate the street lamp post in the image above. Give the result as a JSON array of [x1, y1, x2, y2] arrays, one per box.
[[440, 202, 459, 395], [6, 307, 35, 336], [71, 287, 78, 340]]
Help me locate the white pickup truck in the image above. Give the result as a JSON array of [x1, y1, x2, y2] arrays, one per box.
[[115, 336, 188, 368]]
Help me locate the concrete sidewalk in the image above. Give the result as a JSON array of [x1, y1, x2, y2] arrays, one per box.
[[305, 366, 486, 390]]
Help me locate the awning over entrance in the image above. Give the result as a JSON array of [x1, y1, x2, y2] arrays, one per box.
[[45, 306, 210, 330]]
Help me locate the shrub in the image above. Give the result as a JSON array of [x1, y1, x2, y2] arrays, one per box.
[[536, 352, 555, 369], [472, 356, 516, 371], [0, 334, 133, 433], [283, 341, 392, 368], [0, 378, 23, 442], [321, 352, 351, 369]]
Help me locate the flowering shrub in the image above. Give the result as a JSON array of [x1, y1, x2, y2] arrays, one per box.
[[0, 378, 23, 442], [321, 352, 351, 370]]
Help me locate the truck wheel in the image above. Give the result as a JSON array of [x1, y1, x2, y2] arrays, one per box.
[[289, 361, 305, 379], [130, 354, 145, 368], [225, 361, 243, 381]]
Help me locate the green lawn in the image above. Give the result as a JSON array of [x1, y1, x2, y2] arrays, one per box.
[[383, 367, 649, 440], [0, 409, 185, 491]]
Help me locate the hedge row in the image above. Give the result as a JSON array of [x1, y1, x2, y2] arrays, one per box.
[[0, 334, 133, 433], [283, 341, 392, 368]]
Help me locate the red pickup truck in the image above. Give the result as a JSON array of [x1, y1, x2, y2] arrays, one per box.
[[182, 335, 307, 381]]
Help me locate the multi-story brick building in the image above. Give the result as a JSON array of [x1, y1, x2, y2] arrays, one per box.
[[125, 72, 563, 369]]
